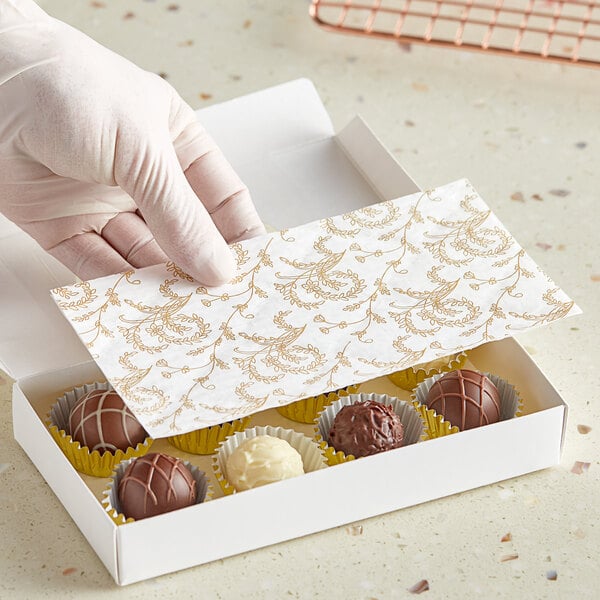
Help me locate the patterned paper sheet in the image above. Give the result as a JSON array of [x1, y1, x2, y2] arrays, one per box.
[[51, 179, 579, 437]]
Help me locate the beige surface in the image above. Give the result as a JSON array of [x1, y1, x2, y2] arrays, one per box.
[[1, 0, 598, 598]]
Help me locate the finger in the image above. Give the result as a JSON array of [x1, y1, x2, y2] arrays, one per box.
[[47, 232, 133, 280], [101, 212, 168, 268], [184, 151, 266, 243], [170, 100, 266, 243], [113, 131, 236, 286]]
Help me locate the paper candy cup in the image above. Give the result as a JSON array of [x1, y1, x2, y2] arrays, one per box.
[[167, 416, 252, 455], [47, 382, 153, 478], [213, 425, 327, 496], [387, 351, 468, 392], [276, 385, 360, 424], [315, 392, 426, 466], [413, 371, 522, 432], [102, 455, 211, 525]]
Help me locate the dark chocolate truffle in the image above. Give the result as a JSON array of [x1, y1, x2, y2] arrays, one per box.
[[118, 452, 197, 520], [328, 399, 404, 458], [69, 389, 147, 454], [424, 369, 501, 430]]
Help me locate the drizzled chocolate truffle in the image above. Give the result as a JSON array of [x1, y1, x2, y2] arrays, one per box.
[[69, 389, 147, 454], [424, 369, 501, 430], [328, 400, 404, 458], [118, 453, 197, 520]]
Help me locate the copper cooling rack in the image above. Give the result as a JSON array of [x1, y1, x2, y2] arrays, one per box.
[[310, 0, 600, 68]]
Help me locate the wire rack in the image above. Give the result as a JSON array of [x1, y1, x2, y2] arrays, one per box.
[[310, 0, 600, 68]]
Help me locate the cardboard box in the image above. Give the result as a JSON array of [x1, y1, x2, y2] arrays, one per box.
[[1, 80, 568, 585]]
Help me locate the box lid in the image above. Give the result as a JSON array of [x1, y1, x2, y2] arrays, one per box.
[[0, 79, 417, 380]]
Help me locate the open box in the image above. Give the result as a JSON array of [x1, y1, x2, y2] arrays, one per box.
[[0, 80, 570, 585]]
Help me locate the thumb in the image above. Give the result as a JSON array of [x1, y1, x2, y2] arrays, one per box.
[[114, 130, 236, 286]]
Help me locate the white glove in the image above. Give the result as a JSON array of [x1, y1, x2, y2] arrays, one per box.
[[0, 0, 265, 285]]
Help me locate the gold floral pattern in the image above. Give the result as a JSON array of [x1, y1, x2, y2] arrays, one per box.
[[51, 179, 579, 437]]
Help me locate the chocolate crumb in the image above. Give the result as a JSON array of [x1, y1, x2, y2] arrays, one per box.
[[408, 580, 429, 594], [62, 567, 77, 576], [346, 524, 363, 536], [577, 424, 592, 434], [501, 533, 512, 542], [411, 82, 429, 92], [571, 461, 590, 474], [500, 553, 519, 562]]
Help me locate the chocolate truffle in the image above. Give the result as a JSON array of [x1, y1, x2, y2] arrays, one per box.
[[328, 400, 404, 458], [118, 452, 197, 520], [225, 435, 304, 491], [424, 369, 501, 430], [69, 389, 147, 454]]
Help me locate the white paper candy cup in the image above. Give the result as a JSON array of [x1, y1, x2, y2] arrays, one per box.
[[315, 392, 425, 465], [102, 455, 211, 525], [47, 381, 153, 477], [413, 371, 522, 431], [213, 425, 328, 495]]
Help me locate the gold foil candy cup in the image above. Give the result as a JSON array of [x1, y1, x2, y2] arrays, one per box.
[[315, 392, 425, 466], [167, 416, 252, 455], [276, 385, 360, 424], [47, 382, 153, 477], [213, 425, 327, 496], [387, 351, 468, 392], [413, 370, 522, 432], [102, 455, 211, 525]]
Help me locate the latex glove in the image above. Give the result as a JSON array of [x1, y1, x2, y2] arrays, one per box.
[[0, 0, 265, 285]]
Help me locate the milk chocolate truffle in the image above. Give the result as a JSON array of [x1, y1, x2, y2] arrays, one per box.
[[424, 369, 501, 430], [118, 453, 197, 520], [328, 400, 404, 458], [225, 435, 304, 491], [69, 389, 148, 454]]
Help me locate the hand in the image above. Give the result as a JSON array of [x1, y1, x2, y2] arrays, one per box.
[[0, 0, 265, 285]]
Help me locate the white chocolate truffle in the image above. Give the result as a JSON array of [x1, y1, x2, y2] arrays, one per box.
[[225, 435, 304, 491]]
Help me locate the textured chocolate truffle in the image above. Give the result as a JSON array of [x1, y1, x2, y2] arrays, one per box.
[[118, 453, 197, 520], [424, 369, 501, 430], [225, 435, 304, 491], [69, 389, 147, 454], [328, 400, 404, 458]]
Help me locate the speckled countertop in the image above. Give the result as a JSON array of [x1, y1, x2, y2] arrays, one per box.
[[1, 1, 599, 598]]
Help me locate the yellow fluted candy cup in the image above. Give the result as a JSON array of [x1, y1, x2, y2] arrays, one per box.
[[276, 385, 359, 424], [167, 417, 252, 455], [387, 351, 468, 392]]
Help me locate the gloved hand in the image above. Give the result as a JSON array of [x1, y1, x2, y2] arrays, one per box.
[[0, 0, 265, 285]]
